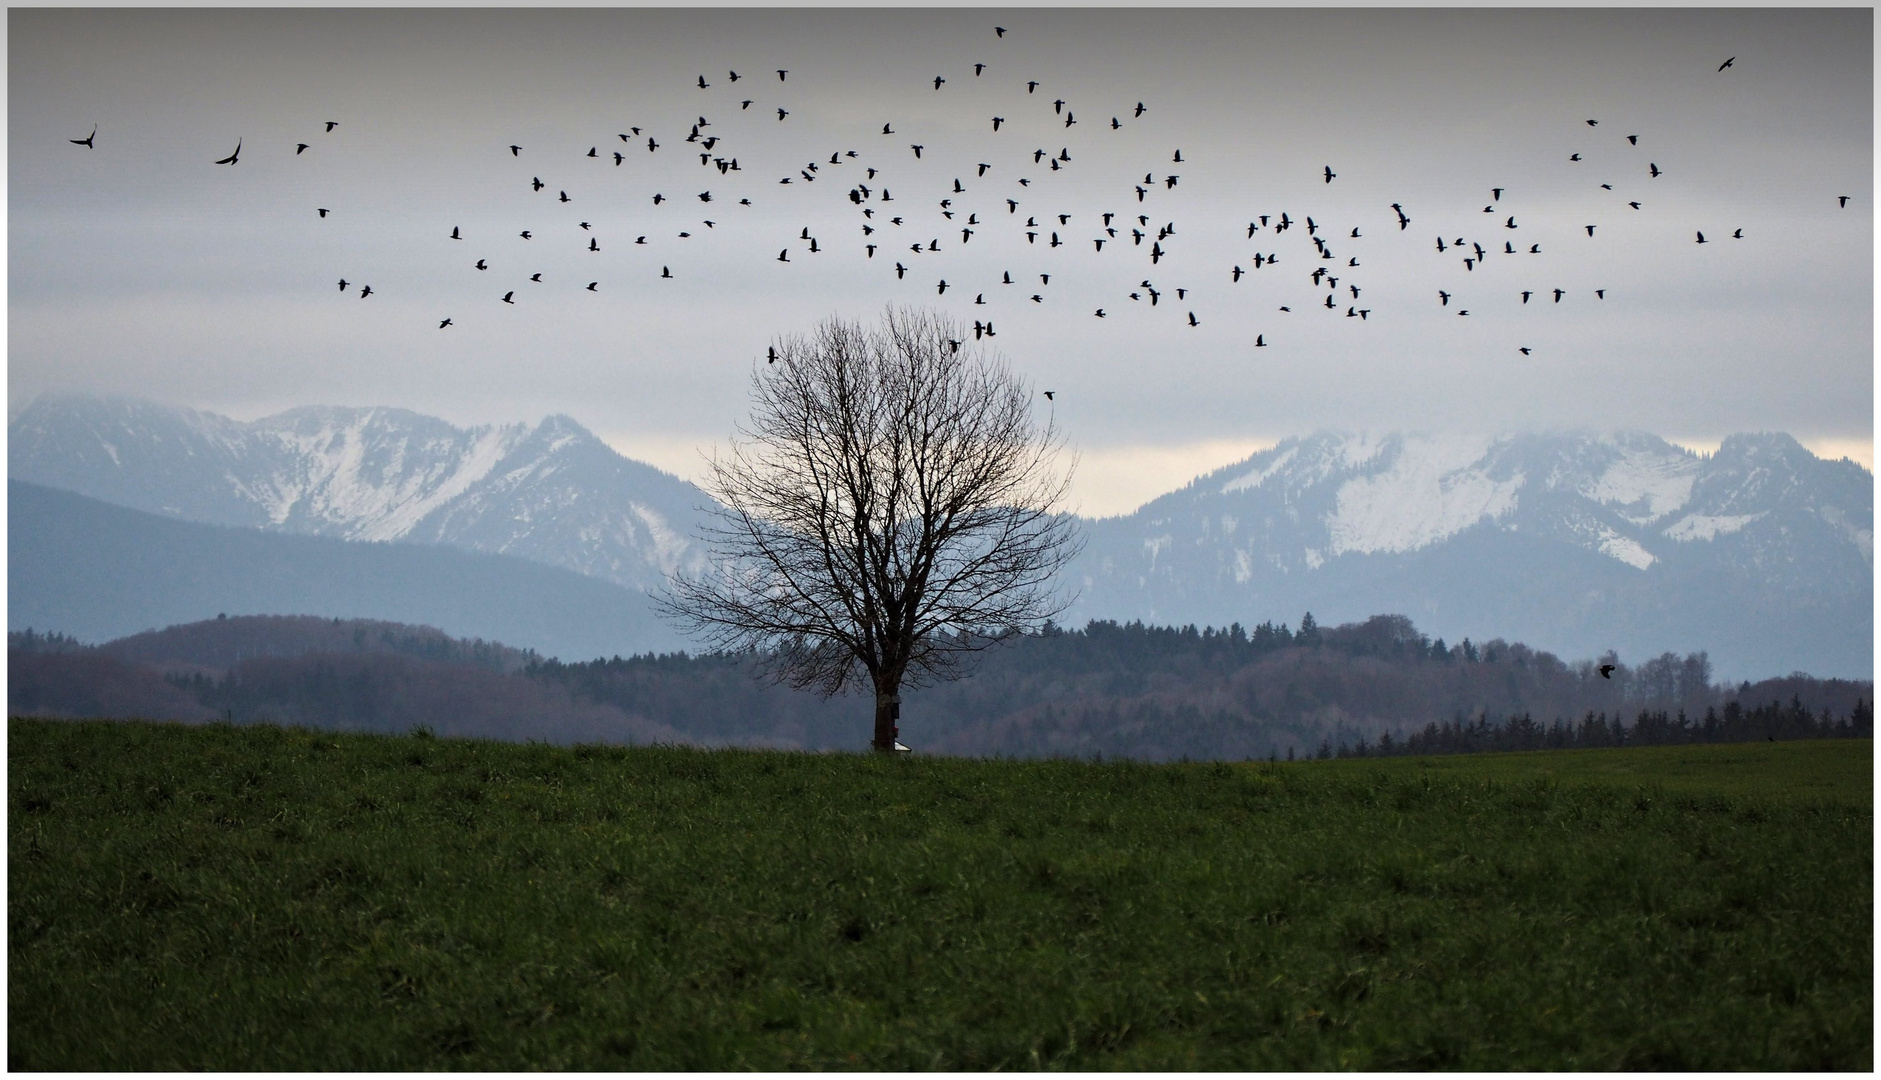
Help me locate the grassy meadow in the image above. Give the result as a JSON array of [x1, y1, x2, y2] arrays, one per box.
[[9, 718, 1872, 1070]]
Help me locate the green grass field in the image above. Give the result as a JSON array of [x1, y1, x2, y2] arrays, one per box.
[[9, 719, 1871, 1070]]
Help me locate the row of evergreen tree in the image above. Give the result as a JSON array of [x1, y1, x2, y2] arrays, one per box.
[[1320, 697, 1872, 759]]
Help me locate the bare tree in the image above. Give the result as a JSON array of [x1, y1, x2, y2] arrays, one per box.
[[661, 307, 1081, 752]]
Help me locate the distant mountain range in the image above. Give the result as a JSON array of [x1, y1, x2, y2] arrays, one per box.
[[9, 392, 712, 592], [1062, 431, 1873, 679], [9, 481, 688, 660], [10, 393, 1873, 677]]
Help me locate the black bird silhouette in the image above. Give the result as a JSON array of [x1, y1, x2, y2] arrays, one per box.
[[475, 259, 488, 270], [1627, 135, 1638, 145], [1586, 119, 1598, 126], [1585, 225, 1596, 236], [214, 138, 242, 165], [1042, 391, 1054, 400], [1595, 289, 1605, 298], [501, 291, 513, 304], [1522, 290, 1532, 304], [296, 143, 309, 154], [895, 262, 906, 279], [359, 285, 372, 298], [777, 108, 789, 120], [1438, 290, 1450, 306], [71, 125, 96, 148], [934, 75, 946, 89], [1695, 231, 1707, 243], [698, 75, 709, 88], [1135, 102, 1147, 117], [532, 177, 545, 191], [614, 151, 624, 165], [995, 26, 1006, 36], [1630, 201, 1641, 209], [316, 208, 329, 218], [1838, 195, 1850, 207], [938, 279, 949, 294], [728, 70, 740, 81], [1554, 289, 1565, 302], [777, 70, 788, 80], [1599, 664, 1615, 679], [1323, 165, 1336, 183], [439, 318, 452, 328], [1187, 311, 1199, 327], [1649, 163, 1661, 177], [910, 144, 923, 158], [1530, 244, 1541, 253], [1028, 81, 1040, 93], [520, 230, 532, 239], [661, 266, 672, 278], [1733, 228, 1743, 239], [586, 281, 598, 291], [450, 226, 463, 240], [587, 147, 597, 157], [337, 278, 348, 291], [1569, 153, 1581, 161], [559, 190, 571, 203], [768, 346, 778, 363], [1254, 334, 1266, 347], [1519, 347, 1531, 355], [1718, 56, 1735, 71], [590, 238, 600, 251], [529, 273, 542, 282], [325, 121, 338, 132]]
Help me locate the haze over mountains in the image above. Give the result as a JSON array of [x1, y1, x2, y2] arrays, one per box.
[[10, 393, 1872, 678]]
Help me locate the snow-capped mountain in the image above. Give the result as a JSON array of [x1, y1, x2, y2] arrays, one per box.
[[9, 393, 714, 592], [11, 395, 1871, 678], [1063, 431, 1873, 679]]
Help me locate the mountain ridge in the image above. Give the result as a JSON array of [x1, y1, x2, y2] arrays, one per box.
[[10, 393, 1871, 679]]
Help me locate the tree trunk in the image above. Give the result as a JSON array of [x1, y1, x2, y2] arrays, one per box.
[[872, 692, 900, 753]]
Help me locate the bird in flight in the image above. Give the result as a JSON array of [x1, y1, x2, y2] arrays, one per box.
[[1585, 225, 1596, 236], [995, 26, 1006, 36], [1718, 56, 1735, 71], [1519, 347, 1531, 356], [325, 121, 338, 132], [1649, 163, 1662, 177], [1254, 334, 1266, 347], [777, 69, 788, 80], [296, 143, 309, 155], [1323, 165, 1336, 183], [501, 291, 514, 304], [509, 145, 521, 156], [934, 75, 945, 89], [1838, 195, 1851, 207], [439, 318, 452, 328], [529, 273, 542, 282], [475, 259, 488, 270], [450, 226, 462, 239], [1042, 391, 1054, 400], [337, 278, 348, 291], [1695, 231, 1707, 243], [359, 285, 373, 298], [71, 125, 97, 148], [1627, 135, 1638, 145], [587, 281, 598, 291], [214, 139, 242, 164], [1599, 663, 1616, 678]]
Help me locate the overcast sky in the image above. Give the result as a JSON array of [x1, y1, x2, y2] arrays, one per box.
[[10, 7, 1872, 514]]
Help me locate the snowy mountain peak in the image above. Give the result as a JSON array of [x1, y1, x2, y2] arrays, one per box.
[[8, 393, 714, 592]]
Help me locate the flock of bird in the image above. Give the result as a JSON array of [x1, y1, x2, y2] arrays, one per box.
[[65, 28, 1856, 370]]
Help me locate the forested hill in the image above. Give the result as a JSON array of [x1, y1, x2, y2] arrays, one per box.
[[10, 614, 1869, 760]]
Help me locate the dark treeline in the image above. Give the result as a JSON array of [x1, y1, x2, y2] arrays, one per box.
[[9, 613, 1872, 761]]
